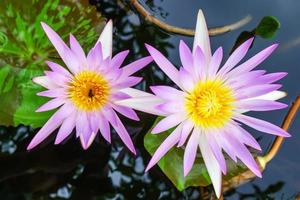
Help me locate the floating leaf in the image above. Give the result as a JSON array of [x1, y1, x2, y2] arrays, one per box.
[[144, 118, 249, 191], [255, 16, 280, 39], [0, 0, 105, 128], [231, 16, 280, 53]]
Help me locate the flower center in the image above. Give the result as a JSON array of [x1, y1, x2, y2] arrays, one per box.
[[185, 79, 235, 129], [68, 70, 110, 111]]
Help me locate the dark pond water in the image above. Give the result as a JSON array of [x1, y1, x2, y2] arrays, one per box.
[[0, 0, 299, 199]]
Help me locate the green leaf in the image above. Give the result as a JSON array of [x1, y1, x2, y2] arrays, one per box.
[[255, 16, 280, 39], [0, 0, 105, 128], [144, 118, 249, 191]]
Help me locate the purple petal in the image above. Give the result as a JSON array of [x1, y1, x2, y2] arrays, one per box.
[[213, 131, 237, 162], [234, 114, 291, 137], [32, 76, 59, 89], [205, 131, 227, 174], [193, 46, 206, 80], [237, 99, 288, 111], [98, 112, 111, 143], [69, 34, 86, 64], [115, 96, 168, 116], [37, 88, 67, 98], [156, 101, 184, 114], [110, 50, 129, 69], [183, 129, 199, 176], [104, 108, 136, 154], [112, 76, 142, 89], [152, 113, 186, 134], [179, 40, 194, 73], [257, 72, 288, 84], [230, 123, 261, 151], [218, 37, 254, 77], [121, 56, 153, 76], [36, 98, 65, 112], [27, 103, 74, 150], [207, 47, 223, 78], [177, 120, 193, 147], [223, 131, 262, 177], [228, 70, 266, 89], [193, 10, 212, 63], [178, 67, 195, 92], [111, 103, 140, 121], [87, 42, 103, 70], [145, 44, 181, 87], [41, 22, 79, 74], [150, 85, 185, 101], [46, 61, 72, 77], [145, 124, 182, 171], [228, 44, 278, 77], [55, 112, 76, 144], [97, 19, 113, 59], [44, 71, 70, 86], [198, 131, 222, 198], [236, 84, 282, 100]]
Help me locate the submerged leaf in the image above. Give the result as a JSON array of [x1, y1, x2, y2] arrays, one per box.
[[144, 118, 249, 191], [0, 0, 105, 128], [255, 16, 280, 39]]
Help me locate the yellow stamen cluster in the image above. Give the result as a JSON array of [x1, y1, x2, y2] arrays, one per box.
[[68, 70, 110, 111], [185, 79, 235, 129]]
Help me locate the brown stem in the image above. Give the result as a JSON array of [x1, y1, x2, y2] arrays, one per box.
[[129, 0, 252, 36], [258, 96, 300, 168]]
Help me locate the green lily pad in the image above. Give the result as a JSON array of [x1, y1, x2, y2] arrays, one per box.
[[0, 0, 105, 128], [144, 118, 249, 191], [255, 16, 280, 39]]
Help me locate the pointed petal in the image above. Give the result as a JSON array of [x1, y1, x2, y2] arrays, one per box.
[[145, 125, 182, 171], [150, 86, 185, 100], [104, 108, 136, 154], [87, 42, 103, 70], [27, 103, 74, 150], [183, 129, 199, 176], [236, 99, 288, 111], [236, 84, 282, 100], [110, 50, 129, 69], [218, 37, 254, 77], [152, 113, 186, 134], [207, 47, 223, 78], [234, 114, 291, 137], [98, 112, 111, 143], [115, 96, 168, 116], [32, 76, 58, 89], [119, 88, 153, 98], [199, 132, 222, 198], [193, 9, 211, 63], [145, 43, 181, 87], [97, 19, 113, 59], [179, 40, 194, 73], [111, 103, 139, 121], [55, 112, 76, 144], [41, 22, 79, 74], [228, 44, 278, 77], [121, 56, 153, 76], [257, 72, 288, 84], [252, 90, 286, 101], [177, 119, 194, 147], [69, 34, 86, 64], [223, 131, 262, 177], [194, 46, 206, 80], [36, 98, 65, 112], [178, 67, 195, 92], [205, 132, 227, 174], [46, 61, 72, 77]]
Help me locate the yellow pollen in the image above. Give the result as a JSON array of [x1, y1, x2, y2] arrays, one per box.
[[185, 79, 235, 129], [68, 70, 110, 111]]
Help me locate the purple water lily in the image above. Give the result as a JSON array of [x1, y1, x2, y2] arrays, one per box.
[[28, 20, 153, 154], [116, 10, 290, 197]]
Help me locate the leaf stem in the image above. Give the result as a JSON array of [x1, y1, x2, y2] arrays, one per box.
[[258, 96, 300, 168], [129, 0, 252, 36]]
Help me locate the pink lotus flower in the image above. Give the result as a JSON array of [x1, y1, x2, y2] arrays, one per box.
[[28, 20, 153, 154], [116, 10, 290, 197]]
